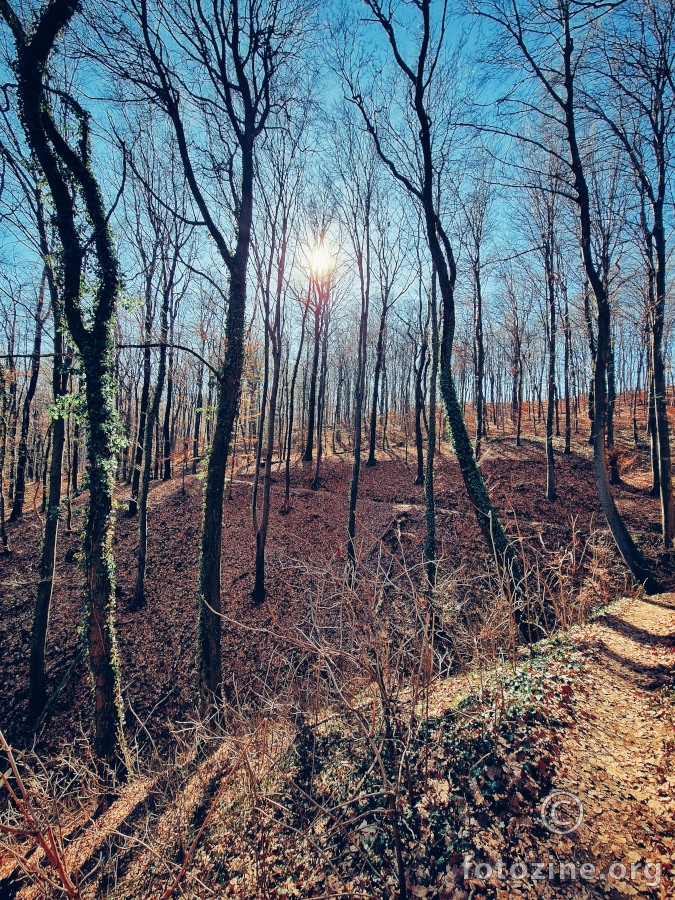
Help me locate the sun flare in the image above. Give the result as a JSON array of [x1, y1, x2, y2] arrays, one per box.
[[307, 242, 334, 278]]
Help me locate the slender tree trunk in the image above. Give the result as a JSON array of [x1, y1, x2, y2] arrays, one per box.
[[607, 339, 620, 485], [10, 281, 43, 522], [132, 308, 168, 609], [197, 143, 253, 708], [311, 308, 329, 490], [562, 286, 572, 455], [651, 225, 674, 545], [413, 341, 428, 486], [29, 313, 68, 725], [252, 336, 281, 604], [366, 300, 387, 467], [41, 423, 51, 513], [71, 416, 79, 494], [162, 343, 174, 480], [127, 338, 151, 515], [562, 47, 657, 589], [347, 206, 371, 577], [473, 263, 485, 460], [0, 366, 9, 554], [516, 354, 523, 447], [6, 373, 18, 503], [545, 239, 556, 502], [424, 271, 438, 587], [431, 219, 530, 637], [632, 355, 641, 448], [253, 216, 288, 604], [252, 307, 271, 539], [583, 284, 596, 445], [607, 338, 616, 450], [302, 301, 321, 462], [192, 358, 204, 474], [282, 290, 309, 513]]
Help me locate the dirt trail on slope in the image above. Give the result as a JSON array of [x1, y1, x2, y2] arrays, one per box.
[[517, 595, 675, 899]]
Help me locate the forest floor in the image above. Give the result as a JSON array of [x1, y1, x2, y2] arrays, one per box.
[[181, 591, 675, 900], [3, 578, 672, 898], [1, 412, 674, 754], [1, 412, 675, 898], [459, 592, 675, 899]]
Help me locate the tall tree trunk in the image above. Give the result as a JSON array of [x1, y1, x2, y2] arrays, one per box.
[[473, 262, 485, 459], [10, 278, 44, 521], [545, 239, 556, 502], [196, 138, 253, 707], [71, 417, 79, 494], [347, 199, 371, 577], [6, 0, 129, 769], [366, 300, 386, 467], [131, 306, 169, 609], [0, 365, 9, 554], [516, 356, 523, 447], [583, 284, 597, 445], [253, 215, 288, 604], [282, 290, 310, 513], [302, 301, 321, 462], [311, 307, 329, 490], [651, 222, 674, 545], [424, 271, 438, 587], [6, 355, 18, 503], [562, 283, 572, 455], [413, 341, 428, 486], [162, 343, 174, 480], [560, 36, 657, 590], [607, 338, 619, 485], [192, 357, 204, 474], [40, 423, 51, 513], [127, 338, 151, 515], [29, 306, 68, 725], [252, 332, 281, 604]]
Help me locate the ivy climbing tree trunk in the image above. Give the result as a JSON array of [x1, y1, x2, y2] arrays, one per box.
[[29, 191, 70, 727], [2, 0, 128, 771], [29, 309, 68, 726]]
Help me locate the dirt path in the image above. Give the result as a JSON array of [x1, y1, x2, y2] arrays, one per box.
[[522, 595, 675, 899]]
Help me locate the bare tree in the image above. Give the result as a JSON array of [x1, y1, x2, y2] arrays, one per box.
[[344, 0, 531, 622], [93, 0, 308, 707], [0, 0, 130, 768], [586, 0, 675, 544], [251, 124, 304, 603], [475, 0, 659, 590]]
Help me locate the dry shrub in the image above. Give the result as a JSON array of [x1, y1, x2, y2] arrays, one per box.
[[0, 524, 625, 899], [0, 716, 279, 900]]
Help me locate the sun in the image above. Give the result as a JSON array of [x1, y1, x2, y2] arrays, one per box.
[[308, 242, 334, 278]]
